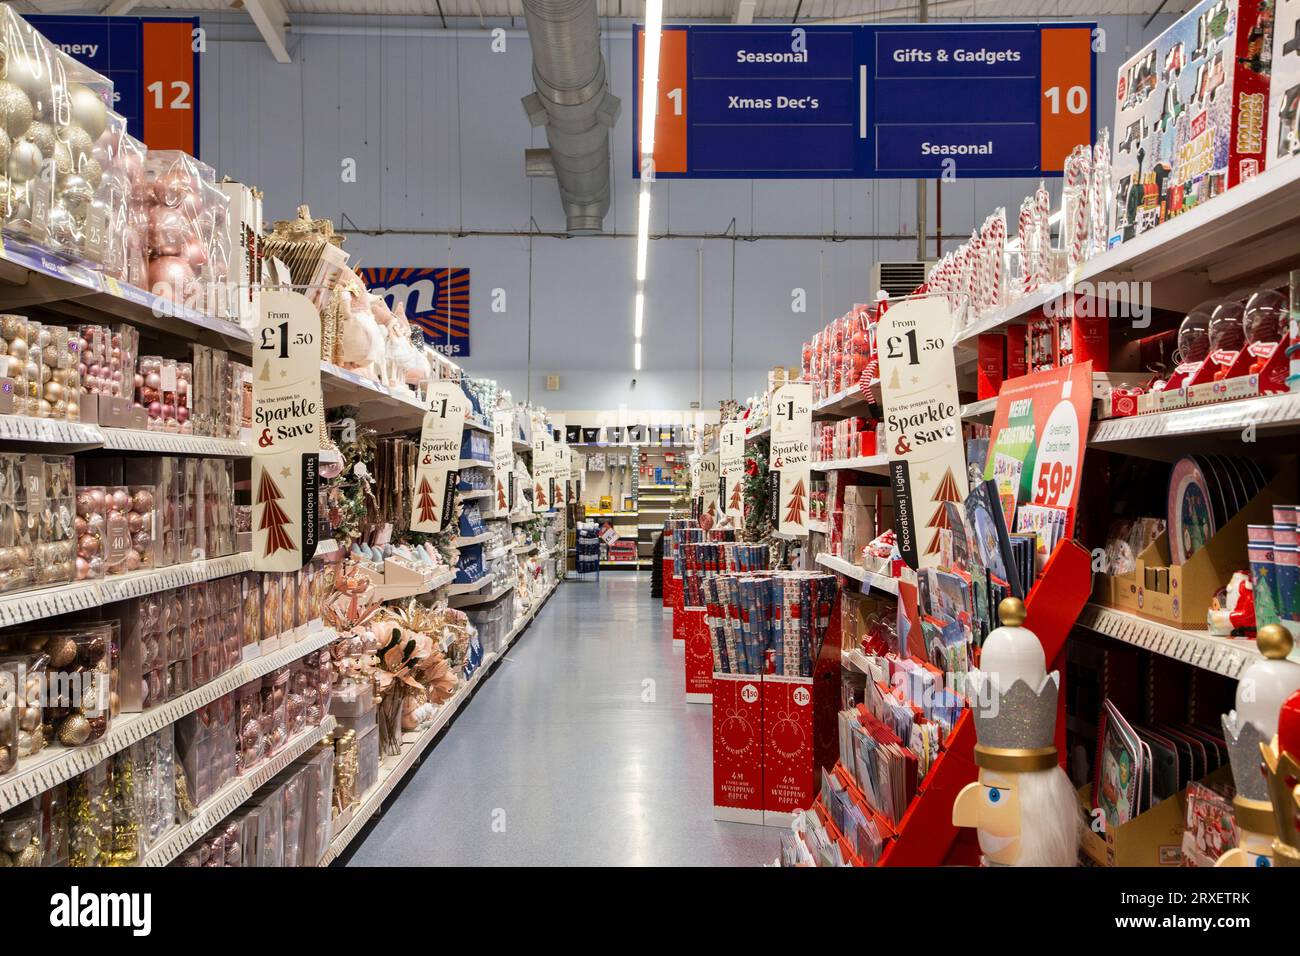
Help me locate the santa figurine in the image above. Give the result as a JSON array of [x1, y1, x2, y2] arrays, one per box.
[[1256, 676, 1300, 867], [952, 597, 1080, 866], [1216, 624, 1300, 867]]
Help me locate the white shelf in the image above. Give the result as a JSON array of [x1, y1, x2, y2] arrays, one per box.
[[446, 575, 492, 595], [745, 423, 771, 442], [0, 626, 338, 814], [512, 439, 530, 452], [813, 386, 873, 419], [960, 397, 998, 422], [811, 454, 889, 473], [319, 363, 425, 433], [0, 238, 252, 354], [142, 716, 337, 867], [451, 531, 493, 548], [484, 545, 511, 561], [457, 458, 492, 469], [0, 415, 249, 456], [458, 488, 493, 501], [0, 552, 253, 629], [509, 511, 534, 524], [463, 417, 492, 434], [815, 552, 899, 595], [1075, 604, 1280, 680], [807, 518, 829, 534], [955, 156, 1300, 346], [1090, 392, 1300, 447], [512, 542, 538, 554], [100, 428, 250, 457], [448, 581, 513, 608], [316, 581, 561, 866]]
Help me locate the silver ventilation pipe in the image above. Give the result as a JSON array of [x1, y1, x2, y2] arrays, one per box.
[[520, 0, 621, 235]]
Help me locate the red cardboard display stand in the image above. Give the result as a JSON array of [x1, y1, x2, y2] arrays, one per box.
[[683, 609, 713, 702], [712, 673, 764, 823], [875, 540, 1092, 866], [671, 577, 686, 645], [761, 674, 816, 827], [661, 558, 674, 609]]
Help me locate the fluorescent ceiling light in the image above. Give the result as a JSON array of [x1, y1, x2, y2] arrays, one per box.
[[640, 0, 664, 155], [634, 340, 643, 371], [636, 188, 651, 281], [635, 292, 644, 337]]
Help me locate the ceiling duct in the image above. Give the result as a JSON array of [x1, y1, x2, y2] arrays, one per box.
[[520, 0, 621, 235]]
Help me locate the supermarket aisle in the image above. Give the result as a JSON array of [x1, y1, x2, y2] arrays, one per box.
[[345, 574, 775, 866]]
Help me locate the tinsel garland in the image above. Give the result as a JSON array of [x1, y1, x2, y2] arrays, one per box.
[[743, 435, 772, 543]]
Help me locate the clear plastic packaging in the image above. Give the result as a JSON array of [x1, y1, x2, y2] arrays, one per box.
[[75, 484, 108, 580], [261, 669, 289, 757], [0, 659, 20, 775], [68, 761, 113, 867], [0, 799, 41, 866], [27, 623, 113, 746]]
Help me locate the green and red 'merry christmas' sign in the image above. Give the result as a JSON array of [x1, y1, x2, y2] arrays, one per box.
[[252, 290, 322, 572], [983, 361, 1093, 538], [410, 382, 470, 534], [877, 295, 967, 571]]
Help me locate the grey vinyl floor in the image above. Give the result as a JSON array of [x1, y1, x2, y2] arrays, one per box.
[[345, 573, 777, 866]]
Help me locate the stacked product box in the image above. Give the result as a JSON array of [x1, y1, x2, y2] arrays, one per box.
[[1110, 0, 1273, 244]]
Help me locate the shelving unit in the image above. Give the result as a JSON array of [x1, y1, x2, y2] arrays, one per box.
[[318, 579, 560, 866]]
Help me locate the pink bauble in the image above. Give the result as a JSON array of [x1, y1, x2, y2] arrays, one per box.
[[79, 533, 100, 557], [127, 511, 144, 534], [160, 403, 174, 419], [111, 489, 130, 512], [132, 530, 152, 551], [177, 406, 189, 424], [131, 489, 154, 512], [123, 549, 142, 572], [88, 556, 105, 577], [144, 371, 161, 390], [75, 556, 90, 580], [153, 165, 196, 206], [148, 204, 188, 256], [88, 488, 106, 512], [184, 237, 207, 269], [75, 491, 95, 516], [147, 401, 161, 418], [147, 256, 193, 302], [133, 373, 143, 390], [74, 515, 87, 536]]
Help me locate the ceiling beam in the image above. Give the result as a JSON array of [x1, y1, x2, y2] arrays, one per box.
[[244, 0, 293, 64], [732, 0, 756, 23], [101, 0, 142, 14]]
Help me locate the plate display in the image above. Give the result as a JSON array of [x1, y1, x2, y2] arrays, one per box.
[[1168, 457, 1216, 566]]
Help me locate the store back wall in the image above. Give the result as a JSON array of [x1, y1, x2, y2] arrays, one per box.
[[191, 12, 1172, 408]]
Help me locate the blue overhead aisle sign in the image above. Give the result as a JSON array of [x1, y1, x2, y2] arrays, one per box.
[[633, 22, 1096, 179]]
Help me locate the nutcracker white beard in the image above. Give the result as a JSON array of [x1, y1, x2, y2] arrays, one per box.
[[1014, 766, 1081, 867]]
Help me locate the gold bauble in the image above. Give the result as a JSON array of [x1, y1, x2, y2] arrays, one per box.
[[998, 596, 1027, 627], [6, 337, 26, 361], [21, 119, 54, 158], [57, 713, 91, 746], [68, 84, 107, 141], [13, 844, 40, 867], [43, 380, 63, 404], [0, 81, 33, 140], [58, 123, 94, 163], [6, 138, 40, 182], [0, 314, 23, 340], [0, 128, 9, 170], [1257, 623, 1294, 660]]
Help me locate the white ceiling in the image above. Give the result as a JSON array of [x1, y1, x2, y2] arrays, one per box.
[[24, 0, 1183, 21]]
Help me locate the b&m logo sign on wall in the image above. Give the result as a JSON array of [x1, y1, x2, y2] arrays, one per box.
[[360, 268, 471, 358]]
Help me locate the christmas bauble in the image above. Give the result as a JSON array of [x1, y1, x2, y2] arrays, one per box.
[[0, 129, 10, 170], [0, 80, 33, 139], [58, 122, 94, 163], [68, 83, 107, 141], [6, 139, 40, 182], [22, 118, 54, 158]]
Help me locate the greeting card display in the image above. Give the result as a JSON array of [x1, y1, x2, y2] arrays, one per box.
[[983, 361, 1094, 541], [410, 382, 470, 534], [492, 409, 515, 514], [251, 290, 322, 571]]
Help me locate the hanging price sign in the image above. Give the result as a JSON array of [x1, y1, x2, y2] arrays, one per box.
[[877, 295, 967, 571], [492, 409, 515, 514], [720, 421, 745, 525], [697, 449, 720, 527], [532, 419, 555, 513], [410, 382, 470, 534], [252, 290, 321, 572], [768, 381, 813, 536]]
